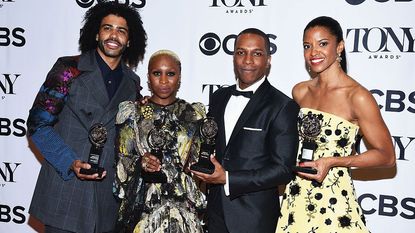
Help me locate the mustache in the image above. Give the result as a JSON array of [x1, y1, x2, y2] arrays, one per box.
[[103, 39, 121, 46]]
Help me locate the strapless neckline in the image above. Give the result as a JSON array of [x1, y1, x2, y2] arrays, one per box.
[[300, 107, 359, 129]]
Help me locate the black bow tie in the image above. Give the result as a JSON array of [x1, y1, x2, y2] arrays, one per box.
[[231, 88, 253, 98]]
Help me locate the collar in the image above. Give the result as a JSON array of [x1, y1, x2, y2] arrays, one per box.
[[236, 76, 266, 94], [95, 50, 122, 77]]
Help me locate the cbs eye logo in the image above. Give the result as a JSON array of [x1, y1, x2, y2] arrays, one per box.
[[76, 0, 145, 8], [346, 0, 411, 5], [199, 32, 277, 56], [199, 33, 225, 56]]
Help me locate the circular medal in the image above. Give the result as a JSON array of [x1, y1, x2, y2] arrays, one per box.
[[299, 111, 323, 140], [147, 127, 166, 150], [89, 123, 107, 148], [200, 117, 218, 141]]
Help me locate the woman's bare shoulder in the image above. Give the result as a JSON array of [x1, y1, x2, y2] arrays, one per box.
[[292, 79, 313, 102]]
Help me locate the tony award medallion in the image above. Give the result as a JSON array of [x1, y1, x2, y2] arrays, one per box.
[[80, 123, 107, 177], [292, 111, 323, 174], [190, 117, 218, 174], [141, 126, 167, 183]]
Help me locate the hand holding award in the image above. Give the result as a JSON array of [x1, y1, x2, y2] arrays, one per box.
[[80, 123, 107, 177], [292, 111, 322, 175], [190, 117, 218, 174], [141, 125, 168, 183]]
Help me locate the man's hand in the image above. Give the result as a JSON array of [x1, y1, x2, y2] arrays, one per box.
[[141, 152, 161, 172], [71, 160, 106, 180], [191, 156, 226, 184]]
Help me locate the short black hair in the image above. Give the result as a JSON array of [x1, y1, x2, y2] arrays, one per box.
[[79, 1, 147, 69], [235, 28, 271, 55], [304, 16, 347, 73]]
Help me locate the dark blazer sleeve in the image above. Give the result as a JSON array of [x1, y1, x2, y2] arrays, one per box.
[[229, 99, 299, 198], [26, 56, 81, 180]]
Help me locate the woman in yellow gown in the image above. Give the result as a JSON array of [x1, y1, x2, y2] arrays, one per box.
[[276, 16, 395, 233]]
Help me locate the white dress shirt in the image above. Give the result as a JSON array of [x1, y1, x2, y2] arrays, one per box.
[[223, 77, 266, 195]]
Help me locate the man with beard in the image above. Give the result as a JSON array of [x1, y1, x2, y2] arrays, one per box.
[[26, 2, 146, 232]]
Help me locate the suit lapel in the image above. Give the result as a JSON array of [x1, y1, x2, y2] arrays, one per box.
[[76, 51, 138, 128], [84, 70, 110, 109], [214, 87, 232, 161], [226, 80, 270, 151], [77, 50, 110, 109], [101, 70, 136, 127]]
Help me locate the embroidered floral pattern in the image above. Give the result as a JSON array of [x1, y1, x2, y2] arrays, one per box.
[[27, 56, 81, 135], [114, 99, 207, 233], [277, 108, 369, 233]]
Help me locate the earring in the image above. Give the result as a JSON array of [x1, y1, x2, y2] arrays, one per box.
[[177, 81, 181, 92], [127, 41, 130, 47], [307, 66, 311, 73], [96, 35, 98, 41], [337, 53, 342, 62]]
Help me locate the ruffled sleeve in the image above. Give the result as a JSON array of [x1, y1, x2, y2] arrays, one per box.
[[114, 101, 141, 198], [113, 101, 147, 229], [191, 102, 207, 121]]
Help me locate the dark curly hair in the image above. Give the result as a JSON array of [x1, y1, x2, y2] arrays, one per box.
[[79, 1, 147, 69], [304, 16, 347, 73]]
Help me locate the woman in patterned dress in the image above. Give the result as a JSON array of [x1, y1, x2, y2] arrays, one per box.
[[113, 50, 206, 233], [276, 16, 395, 233]]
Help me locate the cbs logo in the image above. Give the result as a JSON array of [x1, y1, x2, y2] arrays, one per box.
[[371, 89, 415, 113], [0, 204, 25, 224], [0, 118, 26, 137], [199, 32, 277, 56], [358, 194, 415, 219], [0, 27, 25, 47], [346, 0, 411, 5], [76, 0, 145, 8]]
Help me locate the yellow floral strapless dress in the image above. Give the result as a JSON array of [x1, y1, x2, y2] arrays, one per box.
[[276, 108, 369, 233]]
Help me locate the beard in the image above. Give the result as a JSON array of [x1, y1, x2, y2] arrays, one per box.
[[97, 39, 127, 58]]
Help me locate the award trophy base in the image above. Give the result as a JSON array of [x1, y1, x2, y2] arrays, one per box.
[[80, 166, 105, 177], [80, 146, 105, 177], [141, 171, 167, 183], [189, 117, 217, 175], [292, 166, 317, 174], [292, 140, 318, 175], [141, 147, 166, 183], [190, 160, 214, 174]]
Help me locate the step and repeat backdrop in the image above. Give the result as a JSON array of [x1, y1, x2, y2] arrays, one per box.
[[1, 0, 414, 232]]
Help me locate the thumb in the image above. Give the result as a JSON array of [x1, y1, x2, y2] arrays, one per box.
[[210, 155, 219, 165], [300, 161, 314, 167], [78, 161, 91, 169]]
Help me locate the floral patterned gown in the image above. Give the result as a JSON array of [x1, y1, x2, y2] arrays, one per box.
[[113, 99, 207, 233], [277, 108, 369, 233]]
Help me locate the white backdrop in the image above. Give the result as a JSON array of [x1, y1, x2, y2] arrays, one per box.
[[1, 0, 414, 232]]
